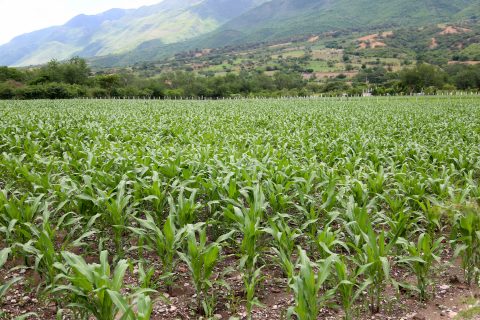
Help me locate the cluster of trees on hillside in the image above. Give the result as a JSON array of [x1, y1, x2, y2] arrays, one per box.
[[352, 63, 480, 94], [0, 58, 479, 99]]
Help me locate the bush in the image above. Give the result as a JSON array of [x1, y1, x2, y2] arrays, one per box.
[[0, 82, 15, 99]]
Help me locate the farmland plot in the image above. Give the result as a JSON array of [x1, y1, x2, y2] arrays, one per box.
[[0, 98, 479, 319]]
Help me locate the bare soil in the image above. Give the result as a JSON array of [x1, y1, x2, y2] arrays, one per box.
[[1, 248, 479, 320]]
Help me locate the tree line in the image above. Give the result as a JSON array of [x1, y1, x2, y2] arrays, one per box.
[[0, 58, 479, 99]]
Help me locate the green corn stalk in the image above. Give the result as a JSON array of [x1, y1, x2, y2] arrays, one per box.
[[416, 198, 442, 237], [21, 216, 60, 290], [0, 191, 44, 247], [334, 257, 372, 320], [287, 248, 335, 320], [54, 250, 154, 320], [20, 206, 86, 293], [177, 224, 232, 316], [296, 179, 337, 248], [366, 167, 385, 195], [381, 191, 405, 216], [398, 233, 443, 301], [224, 184, 266, 319], [138, 262, 155, 289], [128, 212, 183, 293], [264, 214, 300, 280], [107, 291, 153, 320], [315, 224, 348, 260], [348, 207, 405, 314], [168, 188, 201, 227], [451, 208, 480, 286], [140, 171, 168, 224], [244, 263, 264, 320], [103, 180, 132, 257], [264, 180, 294, 213]]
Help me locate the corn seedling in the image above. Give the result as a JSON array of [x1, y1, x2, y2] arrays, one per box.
[[54, 250, 154, 320], [128, 212, 183, 292], [168, 188, 201, 227], [103, 180, 133, 257], [177, 224, 232, 316], [224, 185, 267, 319], [398, 233, 443, 301], [287, 247, 335, 320], [451, 208, 480, 286], [264, 214, 300, 280], [334, 257, 372, 320]]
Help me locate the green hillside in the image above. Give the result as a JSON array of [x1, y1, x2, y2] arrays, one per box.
[[1, 0, 479, 67], [106, 0, 479, 66], [0, 0, 268, 66]]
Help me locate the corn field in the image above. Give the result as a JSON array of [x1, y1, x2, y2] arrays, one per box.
[[0, 98, 479, 319]]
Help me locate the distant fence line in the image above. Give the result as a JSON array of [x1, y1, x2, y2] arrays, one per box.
[[73, 92, 480, 101]]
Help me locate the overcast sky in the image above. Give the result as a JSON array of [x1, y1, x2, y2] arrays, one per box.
[[0, 0, 163, 45]]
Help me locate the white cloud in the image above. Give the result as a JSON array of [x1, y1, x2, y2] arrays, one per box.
[[0, 0, 163, 45]]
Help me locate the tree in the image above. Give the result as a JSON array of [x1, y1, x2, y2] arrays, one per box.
[[96, 74, 122, 97], [399, 64, 447, 93], [0, 67, 25, 82], [62, 57, 90, 85]]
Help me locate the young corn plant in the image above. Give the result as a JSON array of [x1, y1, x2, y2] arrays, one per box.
[[0, 191, 44, 248], [264, 214, 300, 280], [168, 187, 201, 227], [334, 257, 372, 320], [224, 185, 267, 319], [102, 180, 132, 257], [264, 179, 294, 213], [21, 210, 62, 292], [139, 172, 168, 225], [108, 291, 154, 320], [55, 250, 154, 320], [348, 207, 405, 314], [398, 233, 443, 300], [451, 208, 480, 286], [287, 248, 335, 320], [296, 179, 338, 248], [243, 263, 264, 320], [315, 223, 348, 260], [416, 198, 442, 237], [177, 224, 232, 316], [128, 212, 183, 293]]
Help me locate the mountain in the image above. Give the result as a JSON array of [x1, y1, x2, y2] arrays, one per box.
[[1, 0, 479, 67], [108, 0, 479, 66], [0, 0, 268, 66]]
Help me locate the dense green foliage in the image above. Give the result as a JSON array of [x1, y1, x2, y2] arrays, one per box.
[[0, 98, 479, 319], [1, 58, 479, 100]]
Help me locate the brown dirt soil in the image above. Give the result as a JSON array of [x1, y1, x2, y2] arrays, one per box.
[[448, 61, 480, 65], [439, 26, 472, 35], [358, 34, 379, 42], [2, 247, 479, 320], [370, 41, 386, 48], [307, 72, 358, 80], [357, 33, 387, 49]]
